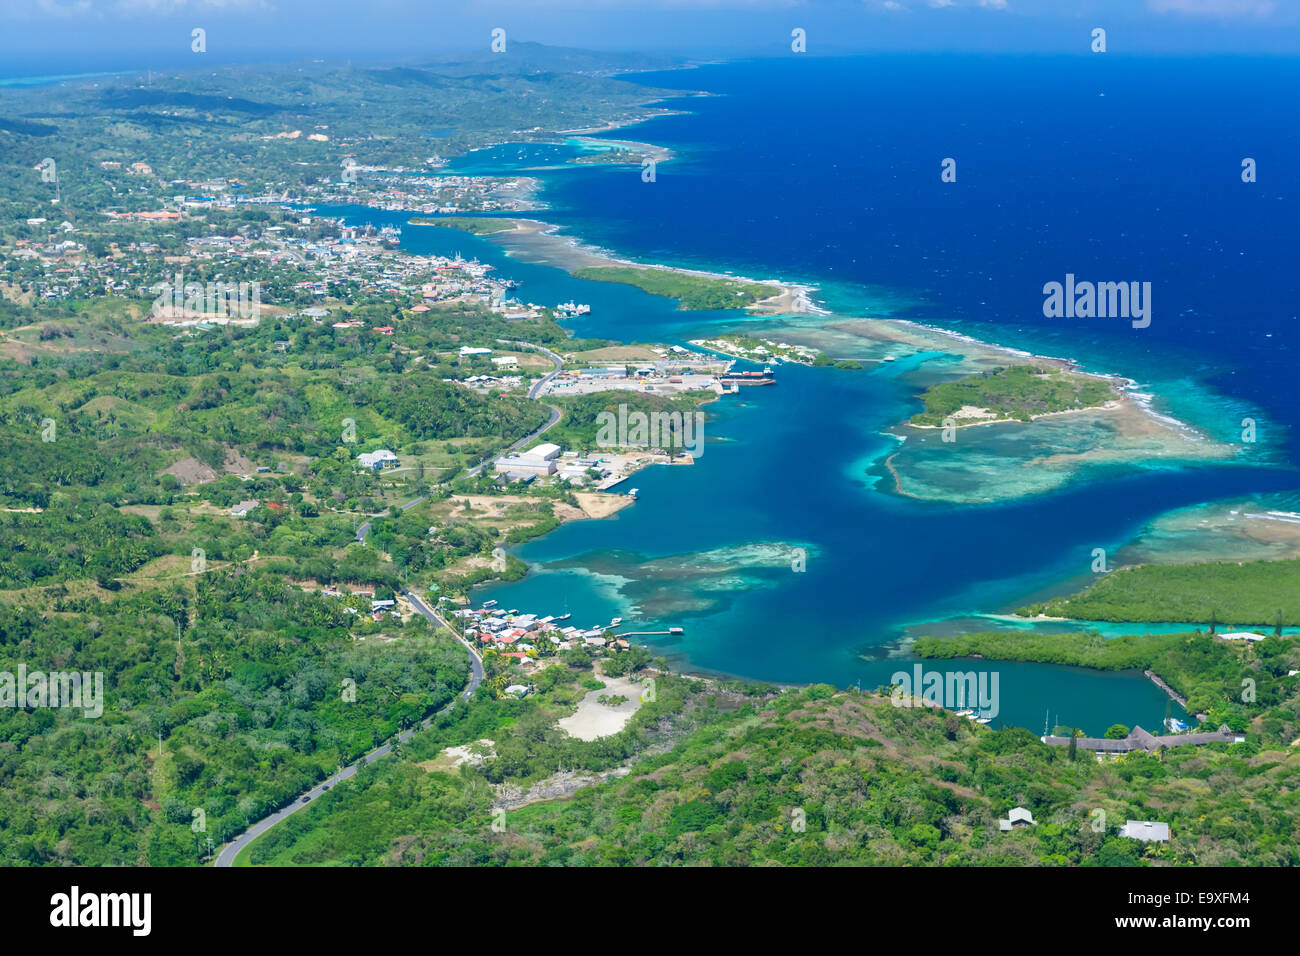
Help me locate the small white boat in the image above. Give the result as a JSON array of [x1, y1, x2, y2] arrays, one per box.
[[627, 488, 638, 498], [609, 618, 623, 627]]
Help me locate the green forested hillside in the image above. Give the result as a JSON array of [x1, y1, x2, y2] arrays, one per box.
[[241, 683, 1300, 867], [0, 296, 590, 864], [0, 570, 469, 865]]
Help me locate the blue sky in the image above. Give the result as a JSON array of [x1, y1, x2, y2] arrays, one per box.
[[4, 0, 1298, 73]]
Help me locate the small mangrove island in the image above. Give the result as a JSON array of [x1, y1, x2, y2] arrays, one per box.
[[909, 364, 1117, 428], [1017, 557, 1300, 627]]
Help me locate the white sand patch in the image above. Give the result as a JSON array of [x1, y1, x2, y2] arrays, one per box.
[[557, 674, 646, 741], [949, 404, 997, 421], [424, 738, 495, 773]]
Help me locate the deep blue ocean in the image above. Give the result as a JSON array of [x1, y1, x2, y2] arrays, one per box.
[[356, 55, 1299, 734]]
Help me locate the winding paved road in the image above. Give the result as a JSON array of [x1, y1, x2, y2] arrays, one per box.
[[214, 592, 482, 867], [354, 493, 426, 545], [221, 341, 563, 863], [465, 340, 564, 477], [355, 341, 564, 542]]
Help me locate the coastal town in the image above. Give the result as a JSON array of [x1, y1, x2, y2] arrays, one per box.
[[453, 600, 680, 660], [0, 28, 1296, 887], [12, 189, 777, 405]]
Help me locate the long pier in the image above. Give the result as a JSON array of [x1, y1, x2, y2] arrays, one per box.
[[1144, 669, 1189, 709]]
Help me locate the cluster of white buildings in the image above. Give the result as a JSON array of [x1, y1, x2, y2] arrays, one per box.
[[460, 373, 525, 393], [9, 225, 155, 301], [492, 443, 616, 486], [691, 336, 819, 365], [416, 257, 511, 304], [300, 170, 535, 216], [493, 442, 562, 479], [452, 347, 525, 391], [165, 222, 519, 317]]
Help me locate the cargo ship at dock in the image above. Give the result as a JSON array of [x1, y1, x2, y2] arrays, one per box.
[[719, 365, 776, 386]]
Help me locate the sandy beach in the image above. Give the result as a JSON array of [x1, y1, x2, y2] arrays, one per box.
[[451, 491, 632, 525], [555, 492, 636, 522]]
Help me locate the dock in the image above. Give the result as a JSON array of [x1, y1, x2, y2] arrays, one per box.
[[1143, 669, 1188, 709]]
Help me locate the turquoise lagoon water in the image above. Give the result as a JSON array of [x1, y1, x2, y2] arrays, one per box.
[[320, 202, 1292, 736], [322, 58, 1300, 734]]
